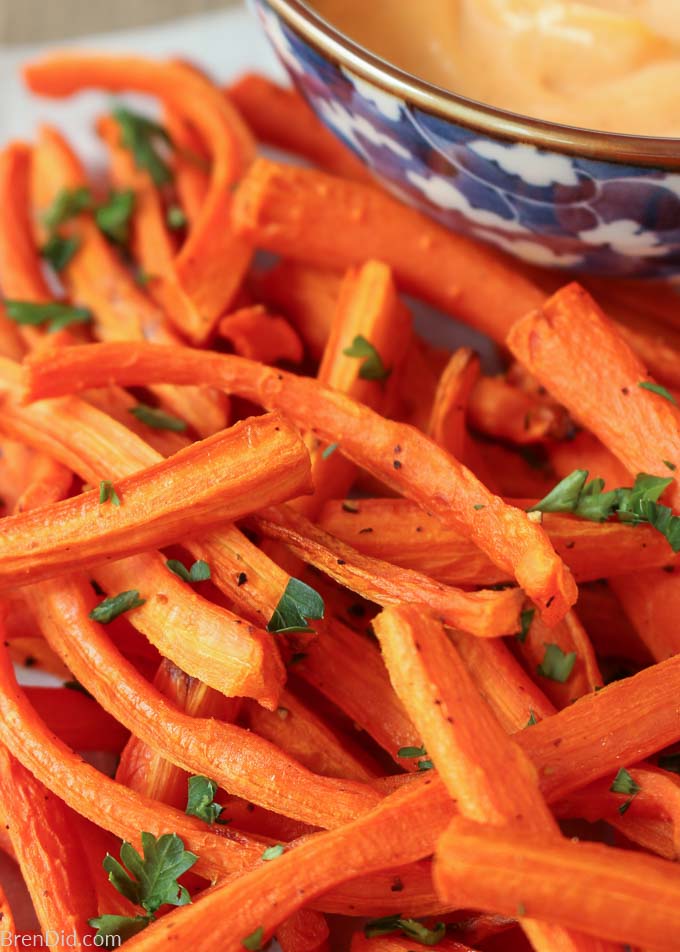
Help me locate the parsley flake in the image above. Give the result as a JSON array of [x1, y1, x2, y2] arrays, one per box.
[[537, 643, 576, 683], [322, 442, 339, 460], [88, 914, 150, 944], [638, 381, 677, 405], [261, 844, 285, 862], [166, 204, 187, 230], [96, 189, 135, 245], [525, 710, 538, 728], [89, 590, 145, 624], [397, 746, 432, 771], [43, 186, 92, 229], [242, 926, 265, 951], [166, 559, 211, 583], [3, 300, 91, 334], [129, 403, 187, 432], [516, 607, 535, 643], [41, 233, 81, 272], [113, 107, 174, 186], [364, 916, 446, 946], [342, 335, 391, 382], [99, 480, 121, 507], [664, 460, 677, 471], [186, 775, 223, 825], [610, 768, 641, 815], [267, 578, 324, 634]]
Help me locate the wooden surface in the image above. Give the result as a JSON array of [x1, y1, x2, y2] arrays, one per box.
[[0, 0, 233, 44]]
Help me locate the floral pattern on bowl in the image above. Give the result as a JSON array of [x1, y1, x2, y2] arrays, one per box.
[[254, 0, 680, 278]]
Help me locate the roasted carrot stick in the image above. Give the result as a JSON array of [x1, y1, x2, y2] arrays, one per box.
[[24, 686, 129, 752], [244, 687, 381, 783], [428, 348, 480, 459], [227, 74, 372, 184], [231, 159, 546, 345], [255, 260, 341, 360], [31, 125, 229, 436], [318, 496, 677, 585], [0, 745, 97, 945], [13, 451, 72, 512], [508, 282, 680, 506], [28, 574, 381, 828], [350, 933, 477, 952], [218, 305, 304, 364], [253, 505, 523, 637], [0, 882, 14, 943], [0, 143, 51, 303], [610, 568, 680, 662], [277, 910, 330, 952], [548, 429, 633, 490], [25, 342, 578, 623], [25, 52, 256, 342], [0, 412, 311, 591], [373, 605, 609, 952], [163, 108, 210, 225], [435, 817, 680, 951], [469, 375, 572, 445]]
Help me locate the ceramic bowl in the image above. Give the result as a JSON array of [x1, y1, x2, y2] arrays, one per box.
[[254, 0, 680, 278]]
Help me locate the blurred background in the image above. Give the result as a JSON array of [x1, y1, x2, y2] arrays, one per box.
[[0, 0, 235, 43]]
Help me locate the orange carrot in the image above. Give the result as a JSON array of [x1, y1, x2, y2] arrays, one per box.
[[548, 430, 633, 490], [25, 342, 578, 623], [13, 451, 72, 512], [350, 933, 478, 952], [435, 816, 680, 951], [469, 375, 572, 445], [227, 74, 372, 183], [25, 52, 256, 342], [24, 686, 129, 753], [0, 745, 97, 945], [163, 109, 210, 225], [610, 568, 680, 662], [231, 160, 546, 345], [0, 143, 51, 303], [218, 305, 304, 364], [0, 412, 311, 591], [277, 910, 330, 952], [428, 348, 480, 459], [508, 282, 680, 506]]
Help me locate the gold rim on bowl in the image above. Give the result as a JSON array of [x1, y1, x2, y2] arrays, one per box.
[[265, 0, 680, 170]]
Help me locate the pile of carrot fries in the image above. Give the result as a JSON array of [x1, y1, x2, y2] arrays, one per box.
[[1, 52, 680, 952]]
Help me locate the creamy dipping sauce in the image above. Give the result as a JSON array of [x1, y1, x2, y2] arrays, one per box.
[[311, 0, 680, 136]]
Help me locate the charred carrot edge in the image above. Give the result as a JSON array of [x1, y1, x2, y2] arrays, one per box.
[[218, 305, 304, 365], [25, 342, 578, 623], [427, 348, 480, 459], [29, 574, 381, 828], [31, 125, 230, 436], [515, 608, 603, 710], [255, 261, 342, 360], [372, 605, 599, 952], [468, 374, 572, 446], [0, 412, 311, 591], [508, 282, 680, 507], [244, 687, 381, 784], [227, 74, 372, 184], [231, 159, 546, 345], [163, 109, 210, 225], [434, 817, 680, 951], [25, 53, 257, 340], [117, 660, 240, 808], [24, 686, 130, 753], [295, 260, 411, 520], [555, 764, 680, 861], [277, 910, 330, 952], [115, 780, 453, 952], [0, 635, 262, 881], [0, 745, 97, 943], [252, 505, 524, 638], [611, 568, 680, 662], [318, 497, 677, 586], [350, 933, 475, 952]]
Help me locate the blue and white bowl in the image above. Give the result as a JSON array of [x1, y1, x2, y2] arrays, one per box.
[[254, 0, 680, 278]]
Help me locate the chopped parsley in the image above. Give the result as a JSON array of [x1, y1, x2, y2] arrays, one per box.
[[43, 186, 93, 229], [261, 844, 285, 862], [610, 768, 641, 815], [638, 381, 677, 405], [185, 775, 224, 825], [166, 204, 187, 230], [342, 335, 391, 382], [364, 915, 446, 946], [397, 746, 433, 771], [267, 578, 324, 634], [537, 643, 576, 683], [242, 926, 265, 951], [166, 559, 211, 583], [99, 480, 121, 507], [41, 233, 81, 272], [516, 607, 535, 643], [3, 299, 91, 333], [525, 710, 538, 728], [129, 403, 187, 432], [89, 590, 146, 624], [321, 442, 339, 459], [96, 189, 135, 245], [664, 460, 677, 471], [113, 106, 174, 186]]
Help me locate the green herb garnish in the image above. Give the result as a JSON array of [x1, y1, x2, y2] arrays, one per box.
[[96, 189, 135, 245], [267, 578, 324, 634], [3, 299, 91, 333], [185, 775, 223, 825], [43, 186, 92, 229], [166, 204, 187, 230], [610, 767, 641, 815], [516, 607, 535, 644], [99, 480, 121, 507], [364, 915, 446, 946], [261, 844, 285, 862], [129, 403, 187, 432], [166, 559, 211, 583], [537, 643, 576, 683], [113, 107, 174, 186], [41, 233, 81, 272], [89, 590, 145, 623], [342, 335, 391, 382], [638, 381, 677, 405], [242, 926, 265, 951]]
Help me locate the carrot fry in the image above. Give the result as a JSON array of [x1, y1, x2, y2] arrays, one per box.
[[435, 817, 680, 951], [610, 568, 680, 662], [0, 636, 262, 881], [163, 109, 210, 225], [24, 686, 129, 752], [468, 375, 572, 445], [25, 52, 256, 342], [0, 745, 97, 944], [373, 604, 608, 952], [0, 882, 15, 943], [0, 412, 311, 591], [548, 429, 633, 490], [14, 451, 72, 512], [508, 282, 680, 505], [252, 505, 524, 637], [25, 342, 578, 623], [318, 496, 677, 585], [116, 779, 453, 952], [244, 687, 381, 783], [428, 348, 480, 459], [28, 574, 381, 828], [31, 125, 229, 436], [255, 261, 341, 360], [227, 74, 372, 184], [277, 910, 330, 952], [514, 608, 603, 709], [218, 305, 304, 364], [231, 159, 546, 345], [350, 933, 478, 952]]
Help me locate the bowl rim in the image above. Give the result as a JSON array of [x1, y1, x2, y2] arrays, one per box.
[[264, 0, 680, 170]]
